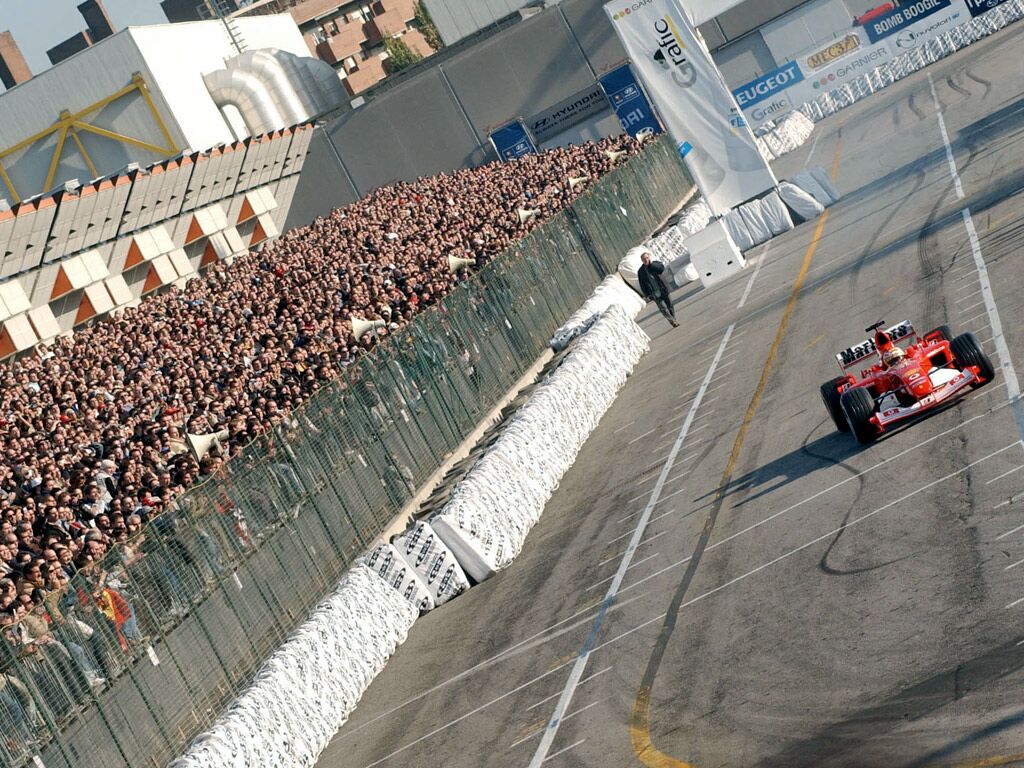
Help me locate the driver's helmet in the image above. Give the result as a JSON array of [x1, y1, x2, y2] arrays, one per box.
[[882, 347, 906, 367]]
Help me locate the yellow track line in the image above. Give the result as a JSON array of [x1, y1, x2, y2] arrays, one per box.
[[630, 137, 842, 767]]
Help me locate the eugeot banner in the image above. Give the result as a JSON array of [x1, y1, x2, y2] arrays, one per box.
[[604, 0, 777, 214]]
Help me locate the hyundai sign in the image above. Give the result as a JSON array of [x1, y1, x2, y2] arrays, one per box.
[[732, 61, 805, 109]]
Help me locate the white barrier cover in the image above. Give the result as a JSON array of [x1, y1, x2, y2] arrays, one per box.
[[809, 166, 841, 204], [433, 306, 649, 582], [722, 208, 755, 252], [391, 520, 470, 606], [790, 170, 835, 207], [760, 192, 795, 236], [617, 245, 647, 292], [169, 564, 417, 768], [777, 111, 815, 146], [360, 542, 436, 613], [778, 181, 825, 221], [675, 199, 714, 237], [738, 200, 774, 247], [551, 274, 645, 352], [755, 136, 775, 163]]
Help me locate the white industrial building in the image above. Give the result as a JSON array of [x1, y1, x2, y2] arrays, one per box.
[[0, 14, 340, 357]]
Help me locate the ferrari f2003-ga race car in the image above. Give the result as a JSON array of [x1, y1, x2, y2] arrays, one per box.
[[820, 320, 996, 444]]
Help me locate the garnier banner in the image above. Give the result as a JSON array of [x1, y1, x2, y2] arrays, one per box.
[[604, 0, 777, 213]]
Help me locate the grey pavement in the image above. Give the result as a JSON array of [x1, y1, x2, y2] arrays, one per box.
[[316, 22, 1024, 768]]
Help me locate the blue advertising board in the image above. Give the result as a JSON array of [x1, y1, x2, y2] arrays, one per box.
[[732, 61, 804, 109], [489, 119, 537, 161], [599, 63, 662, 140], [964, 0, 1013, 16], [863, 0, 953, 42]]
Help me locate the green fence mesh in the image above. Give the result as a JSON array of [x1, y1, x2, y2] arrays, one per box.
[[0, 136, 693, 768]]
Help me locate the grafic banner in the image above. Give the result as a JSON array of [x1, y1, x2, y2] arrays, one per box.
[[599, 62, 663, 139], [489, 119, 537, 161], [605, 0, 777, 214], [733, 0, 977, 128]]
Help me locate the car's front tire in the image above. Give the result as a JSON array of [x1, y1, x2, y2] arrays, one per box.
[[840, 387, 878, 444], [951, 332, 996, 387], [820, 376, 850, 432]]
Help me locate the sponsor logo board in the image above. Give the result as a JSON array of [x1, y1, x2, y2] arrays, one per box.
[[964, 0, 1013, 16], [863, 0, 953, 43], [804, 33, 862, 70], [732, 60, 804, 108]]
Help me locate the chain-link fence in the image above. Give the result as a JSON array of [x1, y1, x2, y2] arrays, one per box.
[[0, 136, 693, 768]]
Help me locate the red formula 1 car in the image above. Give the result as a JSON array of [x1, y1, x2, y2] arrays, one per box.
[[820, 320, 996, 444]]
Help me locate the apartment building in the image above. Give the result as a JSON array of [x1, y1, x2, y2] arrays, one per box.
[[289, 0, 436, 95]]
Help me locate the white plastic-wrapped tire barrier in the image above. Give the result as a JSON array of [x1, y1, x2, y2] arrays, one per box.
[[433, 306, 649, 582], [722, 208, 755, 252], [551, 274, 645, 352], [360, 542, 436, 613], [169, 564, 418, 768], [675, 199, 713, 237], [778, 181, 825, 221], [391, 521, 470, 607]]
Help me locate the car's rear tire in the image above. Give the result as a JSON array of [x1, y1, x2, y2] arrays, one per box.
[[840, 387, 878, 444], [951, 332, 996, 387], [820, 376, 850, 432]]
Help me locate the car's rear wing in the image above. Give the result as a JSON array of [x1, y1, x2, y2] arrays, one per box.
[[835, 320, 914, 369]]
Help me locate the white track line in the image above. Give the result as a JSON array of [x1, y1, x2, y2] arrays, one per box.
[[526, 325, 734, 768], [737, 244, 769, 310], [597, 443, 1021, 644], [956, 287, 983, 303], [996, 523, 1024, 540], [586, 553, 662, 592], [655, 487, 690, 506], [987, 463, 1024, 485], [962, 209, 1024, 443], [526, 667, 612, 712], [928, 72, 965, 200], [627, 427, 659, 445], [960, 299, 986, 314], [617, 406, 1011, 594], [1006, 597, 1024, 610], [543, 739, 586, 762], [337, 588, 649, 747], [606, 526, 668, 547], [1004, 557, 1024, 571]]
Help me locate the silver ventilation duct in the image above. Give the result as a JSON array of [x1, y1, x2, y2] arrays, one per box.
[[228, 50, 308, 127], [203, 68, 286, 137], [204, 48, 346, 137], [272, 49, 325, 117], [302, 57, 348, 113]]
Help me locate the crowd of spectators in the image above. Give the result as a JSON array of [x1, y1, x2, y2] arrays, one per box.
[[0, 134, 640, 720]]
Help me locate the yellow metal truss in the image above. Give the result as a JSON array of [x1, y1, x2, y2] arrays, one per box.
[[0, 72, 178, 203]]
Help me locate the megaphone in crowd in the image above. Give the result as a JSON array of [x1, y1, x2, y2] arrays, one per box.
[[351, 317, 386, 340], [447, 255, 476, 273], [568, 175, 588, 190], [187, 429, 230, 461], [517, 208, 539, 224]]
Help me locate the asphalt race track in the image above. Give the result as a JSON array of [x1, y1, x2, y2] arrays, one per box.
[[317, 23, 1024, 768]]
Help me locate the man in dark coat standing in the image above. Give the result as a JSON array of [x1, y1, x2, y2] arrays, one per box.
[[637, 251, 678, 328]]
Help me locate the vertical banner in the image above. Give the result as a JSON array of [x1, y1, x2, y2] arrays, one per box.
[[599, 63, 663, 139], [488, 119, 537, 161], [604, 0, 777, 214]]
